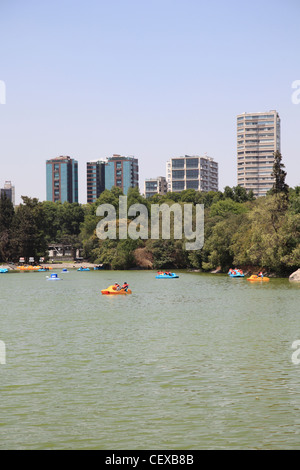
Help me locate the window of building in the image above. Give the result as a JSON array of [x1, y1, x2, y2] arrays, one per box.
[[172, 170, 185, 179], [186, 158, 199, 168], [172, 181, 185, 191], [186, 169, 199, 178], [186, 180, 199, 189], [172, 159, 184, 168]]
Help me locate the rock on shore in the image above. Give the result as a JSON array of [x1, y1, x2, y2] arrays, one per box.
[[289, 269, 300, 282]]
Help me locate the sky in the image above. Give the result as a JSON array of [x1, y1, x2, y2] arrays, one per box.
[[0, 0, 299, 204]]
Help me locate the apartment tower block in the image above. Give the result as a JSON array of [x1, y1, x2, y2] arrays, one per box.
[[86, 160, 106, 204], [237, 110, 281, 197], [105, 154, 139, 195], [46, 156, 79, 203]]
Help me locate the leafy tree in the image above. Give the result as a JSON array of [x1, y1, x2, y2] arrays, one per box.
[[111, 239, 143, 270], [270, 151, 289, 197], [209, 198, 248, 218], [201, 214, 242, 271], [289, 186, 300, 214], [10, 197, 47, 262], [0, 193, 15, 261], [146, 239, 187, 269]]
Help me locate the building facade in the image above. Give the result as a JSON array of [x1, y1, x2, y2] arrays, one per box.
[[166, 155, 218, 193], [46, 156, 78, 203], [144, 176, 167, 198], [86, 160, 106, 204], [0, 181, 15, 206], [105, 154, 139, 195], [237, 110, 281, 197]]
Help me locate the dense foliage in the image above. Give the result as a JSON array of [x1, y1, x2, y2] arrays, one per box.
[[1, 182, 299, 275], [0, 195, 85, 263]]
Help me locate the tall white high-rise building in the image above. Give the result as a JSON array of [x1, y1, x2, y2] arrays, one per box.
[[237, 110, 281, 197]]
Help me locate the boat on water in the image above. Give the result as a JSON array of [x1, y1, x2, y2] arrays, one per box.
[[62, 268, 69, 273], [228, 268, 245, 278], [47, 273, 62, 281], [101, 285, 132, 295], [18, 265, 52, 272], [94, 265, 104, 270], [247, 274, 269, 282], [77, 267, 90, 272], [0, 268, 8, 274], [155, 272, 179, 279]]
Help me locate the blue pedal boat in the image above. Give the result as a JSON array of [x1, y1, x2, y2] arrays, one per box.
[[155, 272, 179, 279]]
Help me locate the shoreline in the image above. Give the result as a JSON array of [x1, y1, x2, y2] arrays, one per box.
[[0, 262, 97, 270], [0, 263, 297, 279]]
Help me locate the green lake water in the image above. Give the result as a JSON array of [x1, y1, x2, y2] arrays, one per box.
[[0, 269, 300, 449]]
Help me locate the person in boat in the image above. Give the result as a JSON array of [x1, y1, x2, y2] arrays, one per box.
[[258, 271, 264, 278], [121, 282, 129, 292], [114, 283, 121, 291]]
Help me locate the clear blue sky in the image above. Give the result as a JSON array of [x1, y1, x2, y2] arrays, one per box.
[[0, 0, 299, 204]]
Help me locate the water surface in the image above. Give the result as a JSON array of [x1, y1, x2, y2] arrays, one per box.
[[0, 270, 299, 449]]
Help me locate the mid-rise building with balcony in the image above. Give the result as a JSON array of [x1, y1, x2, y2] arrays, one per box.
[[144, 176, 167, 198], [166, 155, 218, 193]]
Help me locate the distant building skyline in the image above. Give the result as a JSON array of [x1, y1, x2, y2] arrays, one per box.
[[46, 156, 78, 203], [237, 110, 281, 197], [43, 114, 286, 206]]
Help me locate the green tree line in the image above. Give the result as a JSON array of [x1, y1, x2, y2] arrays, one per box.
[[1, 184, 299, 275]]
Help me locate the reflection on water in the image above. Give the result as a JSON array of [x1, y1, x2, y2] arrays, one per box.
[[0, 270, 299, 449]]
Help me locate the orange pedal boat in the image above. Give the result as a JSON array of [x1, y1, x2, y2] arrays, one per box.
[[247, 275, 269, 282], [101, 285, 132, 295]]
